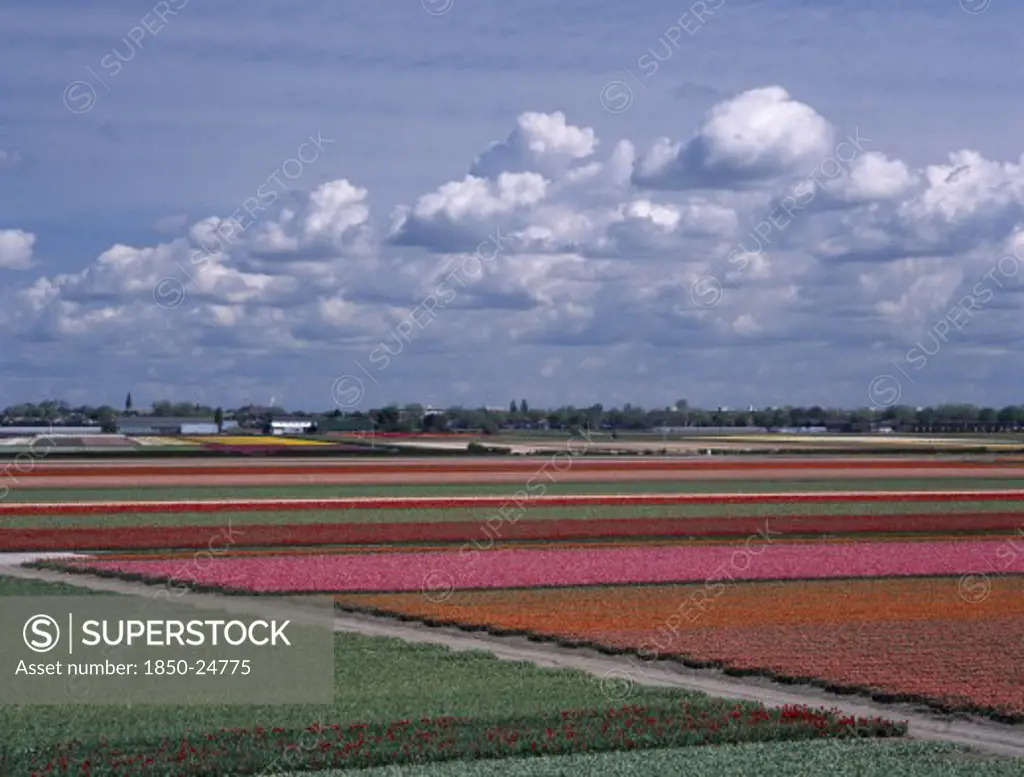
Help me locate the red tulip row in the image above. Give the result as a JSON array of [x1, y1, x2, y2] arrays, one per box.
[[2, 511, 1022, 551], [3, 489, 1023, 515], [3, 703, 906, 775]]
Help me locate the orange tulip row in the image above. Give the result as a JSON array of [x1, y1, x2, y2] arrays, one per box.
[[337, 575, 1024, 719]]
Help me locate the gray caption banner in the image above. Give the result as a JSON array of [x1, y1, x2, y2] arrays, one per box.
[[2, 596, 335, 704]]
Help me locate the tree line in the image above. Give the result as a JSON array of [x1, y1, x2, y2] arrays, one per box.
[[4, 399, 1023, 435], [351, 401, 1024, 434]]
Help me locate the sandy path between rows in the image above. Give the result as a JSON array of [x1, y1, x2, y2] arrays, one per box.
[[2, 560, 1022, 758], [22, 452, 1024, 470], [13, 466, 1024, 489], [5, 490, 1023, 512]]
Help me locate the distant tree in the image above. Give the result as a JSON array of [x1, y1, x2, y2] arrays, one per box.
[[916, 406, 937, 432], [977, 407, 998, 430], [97, 407, 117, 434], [520, 399, 529, 413], [848, 408, 874, 432], [886, 405, 917, 429], [675, 399, 690, 427], [998, 406, 1022, 430], [124, 392, 133, 414], [373, 406, 404, 433], [151, 400, 174, 417], [403, 404, 425, 429], [214, 407, 224, 433], [509, 399, 518, 414]]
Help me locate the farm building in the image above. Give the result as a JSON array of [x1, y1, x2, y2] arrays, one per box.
[[265, 418, 317, 435], [116, 417, 219, 435]]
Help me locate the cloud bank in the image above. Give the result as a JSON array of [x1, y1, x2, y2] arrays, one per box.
[[5, 86, 1024, 409]]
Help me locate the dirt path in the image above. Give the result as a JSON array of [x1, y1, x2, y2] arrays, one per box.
[[2, 561, 1022, 758], [4, 489, 1024, 515]]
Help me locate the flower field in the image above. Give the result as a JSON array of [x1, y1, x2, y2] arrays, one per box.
[[132, 436, 201, 447], [12, 454, 1024, 478], [4, 510, 1023, 551], [334, 577, 1024, 719], [5, 488, 1024, 515], [185, 435, 335, 446], [11, 453, 1024, 770], [55, 538, 1024, 592], [0, 703, 904, 774], [0, 576, 909, 776]]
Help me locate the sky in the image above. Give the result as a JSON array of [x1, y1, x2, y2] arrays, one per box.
[[1, 0, 1021, 412]]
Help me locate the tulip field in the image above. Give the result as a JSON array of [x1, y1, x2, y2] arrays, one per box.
[[5, 453, 1024, 771], [0, 576, 908, 775]]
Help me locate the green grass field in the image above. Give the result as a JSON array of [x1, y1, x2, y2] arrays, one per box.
[[5, 498, 1022, 530], [0, 574, 108, 596], [287, 740, 1023, 777], [7, 476, 1024, 504]]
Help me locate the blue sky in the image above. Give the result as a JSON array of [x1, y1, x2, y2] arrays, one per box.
[[1, 0, 1021, 411]]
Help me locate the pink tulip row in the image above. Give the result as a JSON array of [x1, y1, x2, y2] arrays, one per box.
[[62, 538, 1024, 592]]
